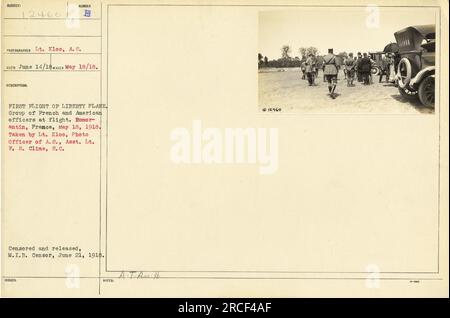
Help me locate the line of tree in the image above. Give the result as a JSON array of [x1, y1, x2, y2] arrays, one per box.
[[259, 45, 347, 69]]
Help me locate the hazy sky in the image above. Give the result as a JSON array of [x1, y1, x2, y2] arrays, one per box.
[[259, 7, 437, 59]]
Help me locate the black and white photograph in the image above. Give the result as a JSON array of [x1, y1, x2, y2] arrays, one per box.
[[258, 7, 438, 113]]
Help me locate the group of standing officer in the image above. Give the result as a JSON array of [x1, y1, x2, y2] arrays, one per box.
[[300, 48, 343, 99], [344, 52, 372, 86], [301, 53, 319, 86], [300, 48, 339, 99], [300, 49, 398, 99], [378, 53, 398, 83]]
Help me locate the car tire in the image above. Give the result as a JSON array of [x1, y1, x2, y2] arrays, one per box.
[[398, 86, 418, 101], [418, 76, 435, 107], [397, 58, 412, 89], [371, 67, 379, 75]]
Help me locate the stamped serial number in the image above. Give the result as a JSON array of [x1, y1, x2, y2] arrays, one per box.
[[262, 107, 282, 112]]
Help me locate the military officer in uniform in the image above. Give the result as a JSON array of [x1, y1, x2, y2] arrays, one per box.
[[300, 61, 306, 79], [305, 53, 316, 86], [360, 52, 372, 85], [323, 48, 339, 99], [356, 52, 363, 82], [344, 52, 356, 87]]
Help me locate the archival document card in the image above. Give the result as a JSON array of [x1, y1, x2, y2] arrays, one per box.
[[1, 0, 448, 297]]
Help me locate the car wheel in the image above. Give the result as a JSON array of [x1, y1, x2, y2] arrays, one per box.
[[371, 67, 379, 75], [398, 86, 418, 101], [418, 76, 435, 107], [397, 58, 412, 89]]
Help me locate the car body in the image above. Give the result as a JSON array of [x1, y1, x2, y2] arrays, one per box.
[[394, 25, 435, 107]]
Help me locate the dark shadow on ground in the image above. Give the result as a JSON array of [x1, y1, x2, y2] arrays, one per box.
[[329, 93, 342, 99], [390, 94, 435, 114]]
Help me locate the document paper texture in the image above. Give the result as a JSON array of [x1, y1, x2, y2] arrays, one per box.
[[1, 0, 448, 297]]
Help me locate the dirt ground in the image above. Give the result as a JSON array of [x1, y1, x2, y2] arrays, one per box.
[[258, 67, 434, 114]]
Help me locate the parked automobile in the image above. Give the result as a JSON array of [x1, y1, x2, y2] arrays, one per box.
[[394, 25, 435, 107], [369, 51, 384, 75]]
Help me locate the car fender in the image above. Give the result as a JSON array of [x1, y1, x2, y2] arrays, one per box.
[[409, 66, 435, 90]]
